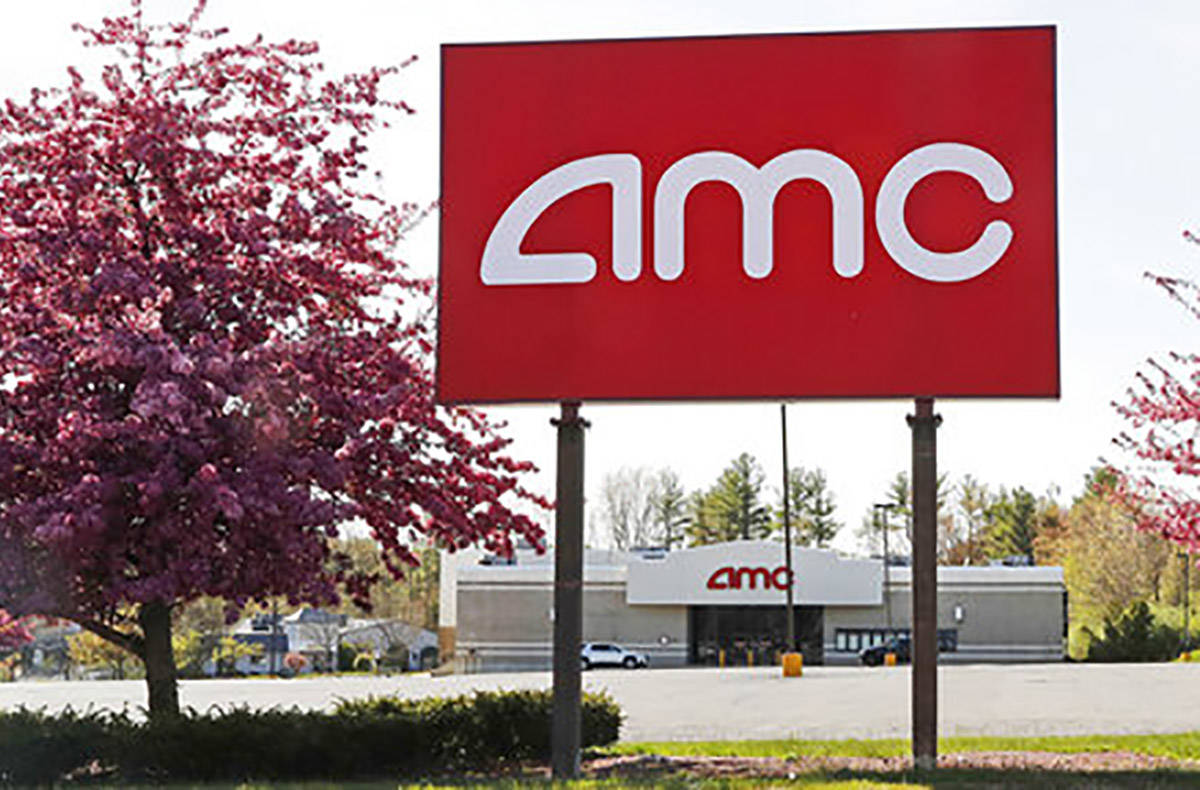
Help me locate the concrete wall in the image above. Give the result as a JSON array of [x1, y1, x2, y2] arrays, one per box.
[[456, 581, 687, 672], [825, 573, 1065, 663]]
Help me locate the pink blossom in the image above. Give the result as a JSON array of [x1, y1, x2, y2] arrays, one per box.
[[0, 1, 545, 655]]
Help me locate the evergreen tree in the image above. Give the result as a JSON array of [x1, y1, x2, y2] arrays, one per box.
[[712, 453, 771, 540], [856, 471, 947, 556], [684, 453, 770, 545], [985, 487, 1039, 562], [776, 467, 841, 547], [1084, 601, 1180, 663], [683, 488, 726, 546], [649, 469, 689, 549]]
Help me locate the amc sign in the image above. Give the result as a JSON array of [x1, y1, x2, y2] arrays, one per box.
[[707, 565, 794, 591], [625, 542, 882, 606], [439, 27, 1058, 404]]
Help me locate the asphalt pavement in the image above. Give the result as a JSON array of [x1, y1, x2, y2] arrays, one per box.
[[2, 663, 1198, 742]]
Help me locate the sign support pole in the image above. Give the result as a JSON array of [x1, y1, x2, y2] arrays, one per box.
[[551, 401, 588, 780], [908, 397, 941, 770], [781, 404, 795, 653]]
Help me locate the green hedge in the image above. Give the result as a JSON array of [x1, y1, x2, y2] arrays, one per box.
[[1084, 601, 1187, 662], [0, 689, 623, 785], [333, 689, 622, 768], [0, 707, 115, 785]]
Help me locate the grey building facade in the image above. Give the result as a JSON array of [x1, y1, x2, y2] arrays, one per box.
[[439, 541, 1065, 672]]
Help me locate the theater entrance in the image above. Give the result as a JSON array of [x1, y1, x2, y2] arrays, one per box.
[[688, 605, 824, 666]]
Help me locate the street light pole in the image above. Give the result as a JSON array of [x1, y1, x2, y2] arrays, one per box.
[[781, 404, 795, 654], [874, 503, 899, 632]]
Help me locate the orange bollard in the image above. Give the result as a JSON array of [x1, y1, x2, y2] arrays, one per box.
[[718, 649, 726, 668], [782, 652, 803, 677], [884, 652, 897, 667]]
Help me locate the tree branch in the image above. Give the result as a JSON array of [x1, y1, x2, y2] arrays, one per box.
[[76, 617, 146, 661]]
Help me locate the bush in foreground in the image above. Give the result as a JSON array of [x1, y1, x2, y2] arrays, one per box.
[[0, 689, 623, 785], [334, 689, 623, 768]]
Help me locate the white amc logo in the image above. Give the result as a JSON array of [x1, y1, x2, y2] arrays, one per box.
[[481, 142, 1014, 286]]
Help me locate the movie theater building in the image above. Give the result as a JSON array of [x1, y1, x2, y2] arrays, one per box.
[[438, 540, 1066, 672]]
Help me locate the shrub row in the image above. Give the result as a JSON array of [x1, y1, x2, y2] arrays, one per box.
[[0, 689, 623, 785], [1082, 601, 1193, 663]]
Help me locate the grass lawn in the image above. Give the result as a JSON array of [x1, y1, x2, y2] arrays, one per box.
[[610, 731, 1200, 761]]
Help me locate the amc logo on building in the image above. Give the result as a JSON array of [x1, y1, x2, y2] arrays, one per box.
[[706, 565, 795, 591], [625, 541, 882, 606]]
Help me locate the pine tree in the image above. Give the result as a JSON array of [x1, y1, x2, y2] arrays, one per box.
[[776, 467, 841, 547], [985, 487, 1039, 562], [683, 489, 726, 546], [856, 471, 949, 556], [684, 454, 770, 545], [650, 469, 689, 549], [710, 453, 771, 540]]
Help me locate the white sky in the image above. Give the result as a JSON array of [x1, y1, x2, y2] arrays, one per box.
[[5, 1, 1200, 553]]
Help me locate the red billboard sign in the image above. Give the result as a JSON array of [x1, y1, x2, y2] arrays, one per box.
[[439, 27, 1058, 403]]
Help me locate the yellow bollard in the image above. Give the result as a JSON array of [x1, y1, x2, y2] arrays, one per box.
[[747, 650, 754, 667], [782, 652, 803, 677], [718, 649, 725, 668], [884, 652, 897, 667]]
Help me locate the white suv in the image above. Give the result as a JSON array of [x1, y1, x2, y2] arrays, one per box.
[[581, 642, 649, 670]]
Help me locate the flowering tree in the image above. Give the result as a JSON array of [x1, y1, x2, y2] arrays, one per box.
[[0, 610, 32, 652], [0, 2, 545, 717], [1113, 236, 1200, 553]]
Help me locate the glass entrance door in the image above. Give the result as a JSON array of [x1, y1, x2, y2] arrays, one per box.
[[688, 605, 824, 666]]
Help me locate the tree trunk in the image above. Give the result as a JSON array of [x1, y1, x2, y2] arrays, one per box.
[[139, 601, 180, 720]]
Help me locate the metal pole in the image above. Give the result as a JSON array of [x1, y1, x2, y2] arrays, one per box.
[[1185, 552, 1191, 650], [551, 401, 588, 780], [883, 510, 891, 630], [781, 404, 795, 653], [908, 397, 941, 770], [874, 503, 897, 632]]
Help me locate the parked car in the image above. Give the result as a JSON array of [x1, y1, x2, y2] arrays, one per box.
[[860, 632, 957, 666], [581, 642, 649, 669], [860, 636, 911, 666]]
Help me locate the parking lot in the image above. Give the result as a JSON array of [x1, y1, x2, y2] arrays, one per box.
[[2, 663, 1199, 742]]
